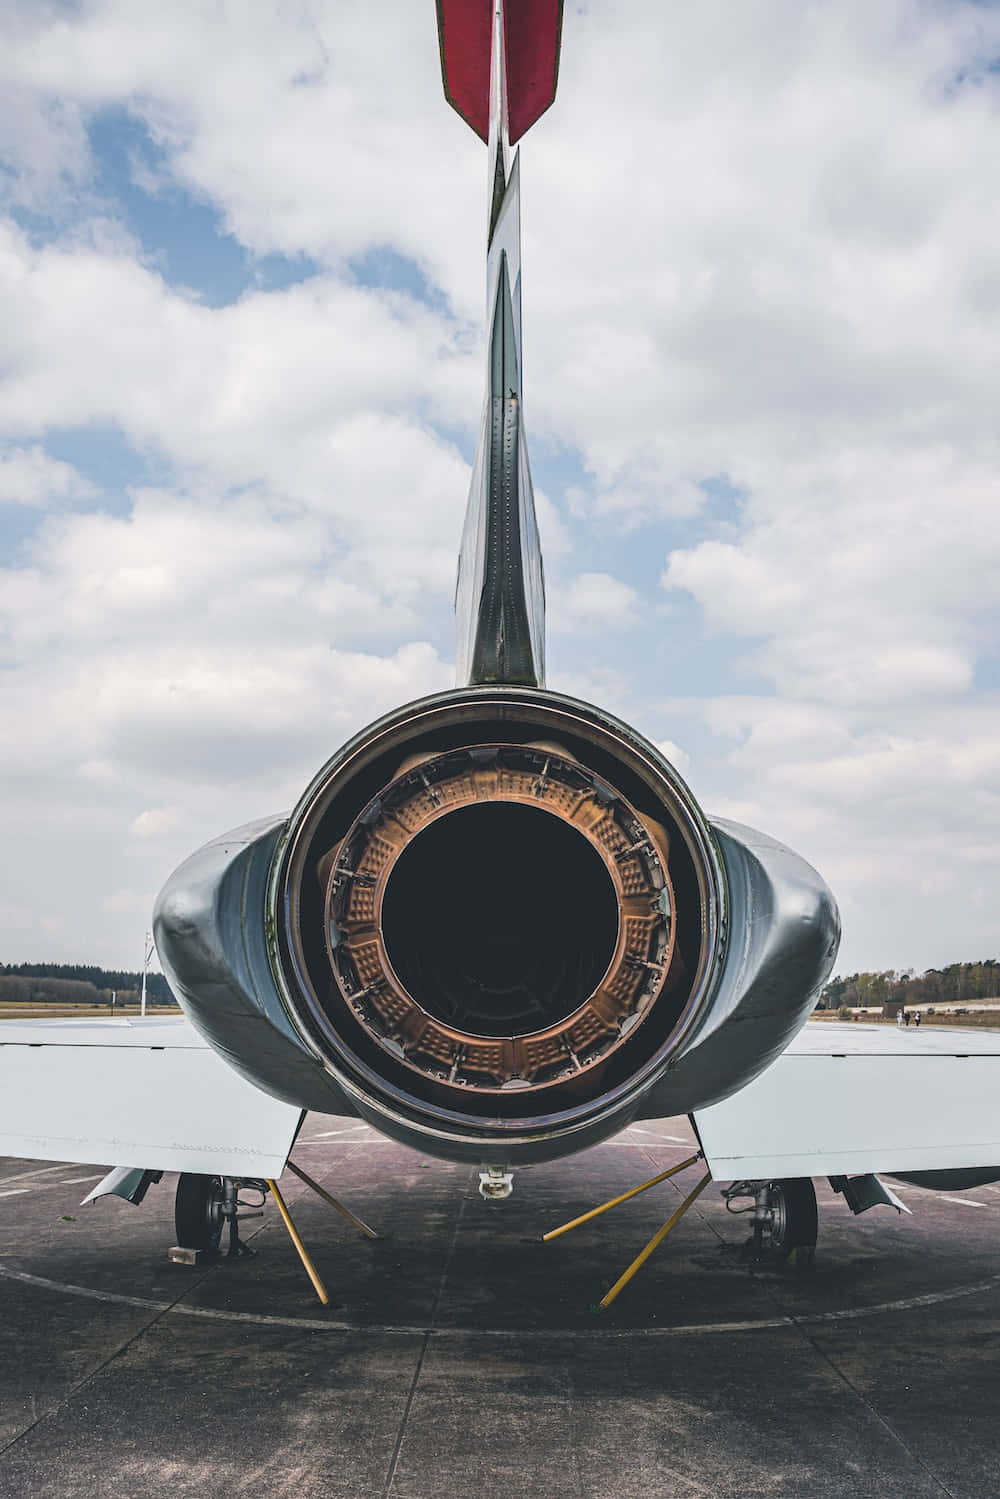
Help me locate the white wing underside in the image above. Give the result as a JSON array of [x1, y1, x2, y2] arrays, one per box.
[[693, 1022, 1000, 1180], [3, 1018, 998, 1186], [0, 1017, 301, 1178]]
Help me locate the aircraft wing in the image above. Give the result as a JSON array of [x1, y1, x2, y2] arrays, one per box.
[[0, 1016, 302, 1179], [693, 1022, 1000, 1180]]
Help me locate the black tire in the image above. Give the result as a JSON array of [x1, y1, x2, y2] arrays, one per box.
[[767, 1178, 818, 1256], [174, 1173, 226, 1251]]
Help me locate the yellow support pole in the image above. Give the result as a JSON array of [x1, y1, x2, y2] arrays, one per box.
[[266, 1177, 331, 1307], [599, 1170, 712, 1310], [286, 1160, 379, 1240], [543, 1153, 702, 1242]]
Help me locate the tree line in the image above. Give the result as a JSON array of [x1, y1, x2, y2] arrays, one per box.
[[0, 962, 174, 1007], [5, 958, 998, 1015], [819, 959, 1000, 1013]]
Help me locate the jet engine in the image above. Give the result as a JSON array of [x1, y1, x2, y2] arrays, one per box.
[[154, 686, 840, 1166]]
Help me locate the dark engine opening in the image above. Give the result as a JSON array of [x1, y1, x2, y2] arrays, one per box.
[[380, 802, 619, 1038]]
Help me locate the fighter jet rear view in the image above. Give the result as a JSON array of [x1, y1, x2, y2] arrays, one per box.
[[2, 0, 997, 1302]]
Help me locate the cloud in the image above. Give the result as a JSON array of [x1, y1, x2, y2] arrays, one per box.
[[661, 689, 1000, 972], [103, 888, 156, 915], [555, 571, 639, 633], [0, 445, 96, 508], [663, 448, 998, 705], [1, 0, 999, 976], [655, 739, 691, 776], [129, 807, 180, 839], [0, 220, 476, 463]]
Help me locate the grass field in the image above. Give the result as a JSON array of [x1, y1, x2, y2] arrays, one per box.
[[6, 1003, 998, 1028], [811, 1009, 1000, 1029], [0, 1002, 182, 1021]]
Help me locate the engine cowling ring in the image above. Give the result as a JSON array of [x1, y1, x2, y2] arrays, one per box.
[[269, 687, 727, 1137]]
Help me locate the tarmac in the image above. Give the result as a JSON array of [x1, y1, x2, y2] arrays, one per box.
[[1, 1115, 998, 1499]]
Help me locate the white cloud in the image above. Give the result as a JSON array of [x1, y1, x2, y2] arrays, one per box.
[[663, 447, 999, 705], [655, 739, 691, 776], [0, 445, 95, 508], [103, 889, 155, 915], [129, 807, 180, 839], [661, 689, 1000, 972], [0, 1, 999, 976], [555, 571, 639, 633], [0, 221, 476, 467]]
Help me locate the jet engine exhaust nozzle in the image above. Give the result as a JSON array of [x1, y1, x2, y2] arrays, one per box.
[[272, 688, 721, 1131], [322, 743, 678, 1096]]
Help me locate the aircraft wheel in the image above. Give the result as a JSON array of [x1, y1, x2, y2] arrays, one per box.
[[174, 1173, 227, 1251], [767, 1178, 818, 1256]]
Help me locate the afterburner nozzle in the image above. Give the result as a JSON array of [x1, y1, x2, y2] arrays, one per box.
[[272, 686, 722, 1138], [321, 741, 678, 1099]]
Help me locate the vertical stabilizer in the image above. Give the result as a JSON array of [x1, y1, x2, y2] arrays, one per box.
[[455, 0, 546, 688], [437, 0, 563, 145]]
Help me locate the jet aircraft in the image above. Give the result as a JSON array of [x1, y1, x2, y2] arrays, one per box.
[[2, 0, 997, 1303]]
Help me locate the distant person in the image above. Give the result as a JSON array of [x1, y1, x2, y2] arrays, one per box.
[[905, 1010, 911, 1026], [915, 1010, 922, 1028], [896, 1009, 904, 1029]]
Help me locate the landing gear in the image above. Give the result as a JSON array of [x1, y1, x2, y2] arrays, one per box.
[[170, 1174, 266, 1262], [174, 1173, 225, 1253], [766, 1178, 818, 1257], [167, 1166, 378, 1302], [723, 1177, 818, 1265]]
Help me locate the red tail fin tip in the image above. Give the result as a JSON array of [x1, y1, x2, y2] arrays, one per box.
[[436, 0, 563, 145]]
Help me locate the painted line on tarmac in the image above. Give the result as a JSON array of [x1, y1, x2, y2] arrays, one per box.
[[1, 1262, 998, 1340], [626, 1129, 693, 1143], [306, 1127, 371, 1140], [0, 1172, 105, 1196], [0, 1163, 93, 1190], [295, 1139, 395, 1147]]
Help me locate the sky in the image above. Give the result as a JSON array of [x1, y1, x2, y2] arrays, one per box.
[[1, 0, 999, 980]]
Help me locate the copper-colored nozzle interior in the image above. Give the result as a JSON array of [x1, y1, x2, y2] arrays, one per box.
[[320, 744, 679, 1096]]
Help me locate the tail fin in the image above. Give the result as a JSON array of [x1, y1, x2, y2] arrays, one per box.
[[452, 1, 548, 687], [436, 0, 563, 145]]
